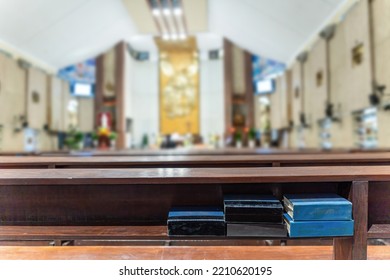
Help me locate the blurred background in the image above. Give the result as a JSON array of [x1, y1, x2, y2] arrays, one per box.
[[0, 0, 387, 153]]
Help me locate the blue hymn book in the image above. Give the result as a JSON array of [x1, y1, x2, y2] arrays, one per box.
[[283, 193, 352, 221], [284, 213, 354, 238]]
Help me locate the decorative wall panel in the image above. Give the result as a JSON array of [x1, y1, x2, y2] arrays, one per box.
[[344, 0, 372, 111], [157, 37, 199, 135], [303, 59, 317, 148], [61, 80, 78, 131], [78, 98, 94, 133], [103, 48, 116, 98], [329, 17, 354, 148], [372, 0, 390, 147], [0, 54, 8, 126], [270, 77, 282, 129], [232, 46, 246, 95], [290, 61, 302, 127], [304, 39, 328, 148], [27, 68, 48, 130], [49, 76, 62, 131]]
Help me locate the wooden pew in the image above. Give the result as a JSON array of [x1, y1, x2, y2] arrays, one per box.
[[3, 152, 390, 169], [22, 147, 390, 157], [1, 166, 390, 259]]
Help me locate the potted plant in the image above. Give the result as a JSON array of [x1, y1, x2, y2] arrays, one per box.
[[109, 131, 118, 149], [142, 134, 149, 149], [234, 131, 242, 148], [248, 128, 256, 148], [91, 132, 99, 148], [64, 129, 84, 150]]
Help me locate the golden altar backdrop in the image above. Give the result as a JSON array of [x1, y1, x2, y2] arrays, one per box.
[[156, 37, 199, 134]]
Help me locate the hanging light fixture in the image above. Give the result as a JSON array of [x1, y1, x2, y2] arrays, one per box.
[[148, 0, 188, 41]]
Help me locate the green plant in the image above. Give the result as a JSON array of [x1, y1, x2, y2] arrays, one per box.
[[109, 132, 118, 141], [91, 132, 99, 141], [248, 128, 256, 140], [234, 131, 242, 142], [142, 134, 149, 148], [74, 131, 84, 143], [64, 129, 84, 150]]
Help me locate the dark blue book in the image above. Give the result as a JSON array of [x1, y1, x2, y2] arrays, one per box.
[[167, 207, 225, 236], [224, 194, 283, 223], [227, 223, 287, 237], [284, 213, 354, 238], [283, 193, 352, 221]]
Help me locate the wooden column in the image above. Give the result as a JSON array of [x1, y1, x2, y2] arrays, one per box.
[[285, 70, 293, 127], [334, 180, 368, 259], [244, 50, 254, 145], [94, 54, 104, 129], [244, 50, 254, 130], [223, 39, 233, 139], [115, 41, 126, 149], [351, 180, 369, 259], [333, 237, 352, 259]]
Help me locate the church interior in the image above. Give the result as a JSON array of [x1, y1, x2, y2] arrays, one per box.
[[1, 0, 390, 261]]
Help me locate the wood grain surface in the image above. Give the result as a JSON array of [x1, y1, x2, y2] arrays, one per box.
[[0, 166, 390, 185], [0, 226, 167, 240], [0, 245, 389, 260], [351, 181, 368, 259], [368, 224, 390, 239], [3, 153, 390, 168]]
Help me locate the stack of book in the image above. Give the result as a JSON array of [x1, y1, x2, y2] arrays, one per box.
[[283, 193, 354, 238], [167, 207, 225, 236], [224, 194, 287, 237]]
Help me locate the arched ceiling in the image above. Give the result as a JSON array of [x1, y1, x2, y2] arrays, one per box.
[[0, 0, 347, 70]]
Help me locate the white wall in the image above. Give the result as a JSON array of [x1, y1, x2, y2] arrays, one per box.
[[128, 58, 159, 147], [124, 50, 133, 148], [200, 58, 224, 143]]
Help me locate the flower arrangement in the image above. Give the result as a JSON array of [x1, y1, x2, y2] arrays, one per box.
[[95, 126, 117, 149]]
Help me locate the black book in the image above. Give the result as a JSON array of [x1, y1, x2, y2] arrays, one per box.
[[167, 207, 225, 236], [224, 194, 283, 223], [227, 223, 287, 237]]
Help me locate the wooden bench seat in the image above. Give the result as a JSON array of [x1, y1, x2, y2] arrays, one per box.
[[1, 245, 390, 260], [0, 226, 332, 247], [1, 166, 389, 259], [0, 226, 166, 241], [3, 153, 390, 169], [0, 225, 383, 247]]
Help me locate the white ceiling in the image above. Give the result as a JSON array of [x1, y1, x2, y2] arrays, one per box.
[[0, 0, 137, 70], [123, 0, 208, 34], [0, 0, 347, 70], [209, 0, 347, 63]]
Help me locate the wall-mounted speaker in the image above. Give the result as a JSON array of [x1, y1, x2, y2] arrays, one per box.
[[319, 24, 336, 41], [127, 43, 149, 61], [209, 49, 223, 60], [17, 58, 31, 69], [296, 51, 308, 63]]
